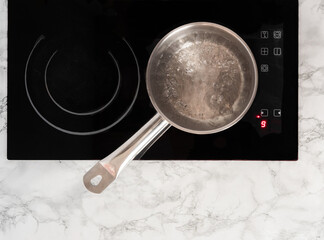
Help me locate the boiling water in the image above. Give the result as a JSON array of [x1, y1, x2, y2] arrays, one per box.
[[160, 39, 243, 122]]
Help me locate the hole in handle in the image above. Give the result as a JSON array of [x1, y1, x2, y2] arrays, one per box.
[[83, 162, 116, 193], [90, 175, 103, 186]]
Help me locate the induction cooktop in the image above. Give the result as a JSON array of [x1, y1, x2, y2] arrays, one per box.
[[8, 0, 298, 160]]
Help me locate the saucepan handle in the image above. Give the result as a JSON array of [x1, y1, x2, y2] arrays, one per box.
[[83, 114, 170, 193]]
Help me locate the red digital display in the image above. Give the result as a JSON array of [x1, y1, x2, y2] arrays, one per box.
[[256, 115, 261, 119], [261, 120, 267, 129]]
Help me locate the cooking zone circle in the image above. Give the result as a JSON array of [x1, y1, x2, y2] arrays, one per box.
[[25, 35, 140, 135], [44, 48, 121, 116]]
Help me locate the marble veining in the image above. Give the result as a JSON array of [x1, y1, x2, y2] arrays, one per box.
[[1, 0, 324, 239]]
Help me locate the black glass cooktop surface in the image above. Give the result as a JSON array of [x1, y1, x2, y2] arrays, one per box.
[[8, 0, 298, 160]]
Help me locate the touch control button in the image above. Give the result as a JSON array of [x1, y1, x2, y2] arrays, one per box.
[[261, 31, 269, 39], [261, 64, 269, 73], [274, 48, 282, 56], [273, 31, 282, 39], [274, 109, 282, 117], [261, 109, 269, 117], [261, 48, 269, 56]]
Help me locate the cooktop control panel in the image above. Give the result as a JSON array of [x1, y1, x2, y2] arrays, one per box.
[[243, 25, 285, 137]]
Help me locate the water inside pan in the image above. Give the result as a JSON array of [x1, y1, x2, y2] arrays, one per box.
[[161, 38, 243, 122]]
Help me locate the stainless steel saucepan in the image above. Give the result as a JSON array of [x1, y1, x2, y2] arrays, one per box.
[[83, 22, 258, 193]]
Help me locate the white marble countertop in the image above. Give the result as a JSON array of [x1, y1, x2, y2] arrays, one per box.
[[1, 0, 324, 239]]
